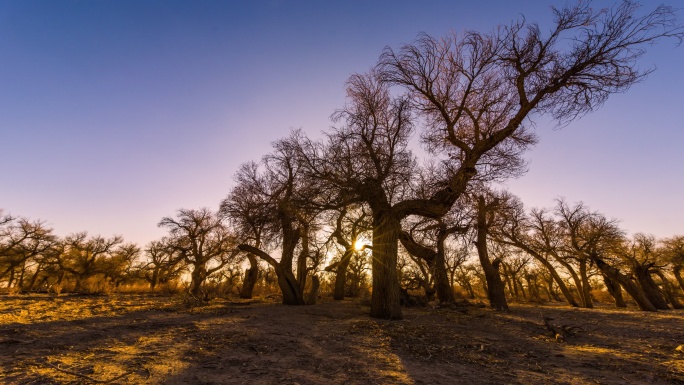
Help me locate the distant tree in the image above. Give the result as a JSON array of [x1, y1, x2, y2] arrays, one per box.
[[659, 235, 684, 293], [0, 217, 57, 291], [102, 242, 141, 288], [220, 162, 271, 299], [620, 234, 671, 310], [231, 136, 322, 305], [140, 238, 186, 290], [59, 232, 123, 292], [324, 205, 371, 300], [159, 208, 238, 297]]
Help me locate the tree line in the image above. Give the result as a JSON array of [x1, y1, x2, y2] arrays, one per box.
[[2, 1, 683, 319]]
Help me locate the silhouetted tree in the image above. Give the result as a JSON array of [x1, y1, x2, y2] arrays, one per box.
[[159, 208, 238, 297], [59, 232, 123, 292], [140, 238, 186, 290], [300, 1, 683, 318]]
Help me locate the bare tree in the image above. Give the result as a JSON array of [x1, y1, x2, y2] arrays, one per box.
[[0, 217, 57, 291], [59, 232, 123, 292], [220, 162, 272, 299], [140, 238, 186, 290], [230, 135, 322, 305], [324, 205, 371, 300], [366, 1, 683, 318], [159, 208, 238, 297]]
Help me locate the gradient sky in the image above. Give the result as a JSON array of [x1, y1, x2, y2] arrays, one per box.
[[1, 0, 683, 247]]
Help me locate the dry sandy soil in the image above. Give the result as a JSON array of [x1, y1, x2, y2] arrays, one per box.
[[0, 294, 682, 384]]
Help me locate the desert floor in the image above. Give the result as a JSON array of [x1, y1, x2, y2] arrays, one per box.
[[1, 294, 682, 384]]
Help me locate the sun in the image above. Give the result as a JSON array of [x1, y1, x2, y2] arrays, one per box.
[[353, 239, 366, 251]]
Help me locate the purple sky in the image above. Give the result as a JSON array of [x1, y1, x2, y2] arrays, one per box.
[[1, 1, 683, 246]]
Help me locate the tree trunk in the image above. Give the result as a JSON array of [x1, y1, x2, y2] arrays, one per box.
[[654, 271, 684, 309], [672, 265, 684, 293], [297, 227, 310, 293], [476, 197, 508, 311], [150, 268, 159, 290], [602, 274, 627, 308], [504, 241, 579, 307], [434, 236, 455, 304], [240, 254, 259, 299], [306, 275, 320, 305], [7, 268, 15, 289], [27, 263, 43, 292], [579, 259, 594, 308], [275, 265, 305, 305], [633, 265, 670, 310], [369, 213, 402, 320], [189, 265, 207, 296], [594, 258, 656, 311], [333, 249, 354, 300]]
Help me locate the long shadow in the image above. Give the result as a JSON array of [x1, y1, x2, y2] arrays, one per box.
[[5, 297, 682, 384], [0, 296, 256, 384]]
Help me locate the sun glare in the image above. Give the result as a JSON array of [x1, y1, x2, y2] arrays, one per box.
[[353, 239, 366, 251]]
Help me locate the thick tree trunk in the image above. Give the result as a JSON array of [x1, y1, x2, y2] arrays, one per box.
[[602, 274, 627, 308], [434, 235, 455, 304], [654, 271, 684, 309], [370, 213, 402, 320], [306, 275, 320, 305], [594, 258, 656, 311], [150, 269, 159, 290], [673, 266, 684, 292], [275, 265, 305, 305], [634, 265, 670, 310], [240, 254, 259, 299], [545, 275, 561, 302], [526, 274, 542, 302], [333, 249, 354, 300], [579, 260, 594, 308], [297, 227, 310, 293], [189, 265, 207, 296], [27, 263, 42, 292], [476, 197, 508, 311], [7, 268, 14, 289]]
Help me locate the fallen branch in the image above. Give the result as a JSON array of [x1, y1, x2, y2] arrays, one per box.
[[42, 358, 137, 383], [541, 315, 564, 342]]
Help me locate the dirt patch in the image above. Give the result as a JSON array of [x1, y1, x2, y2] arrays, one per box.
[[1, 295, 682, 384]]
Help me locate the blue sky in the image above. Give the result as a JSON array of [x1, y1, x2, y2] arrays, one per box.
[[1, 0, 682, 246]]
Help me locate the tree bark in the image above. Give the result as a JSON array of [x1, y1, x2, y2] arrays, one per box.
[[602, 274, 627, 308], [189, 265, 207, 296], [240, 254, 259, 299], [476, 197, 508, 311], [578, 259, 594, 308], [673, 266, 684, 292], [633, 264, 670, 310], [654, 271, 684, 309], [594, 258, 656, 312], [369, 213, 403, 319], [237, 244, 305, 305], [306, 275, 320, 305], [398, 230, 455, 304], [333, 250, 353, 300]]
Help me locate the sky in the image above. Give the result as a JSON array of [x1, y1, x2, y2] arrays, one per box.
[[1, 0, 683, 246]]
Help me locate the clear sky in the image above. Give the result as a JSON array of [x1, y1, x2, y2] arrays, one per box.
[[1, 0, 682, 246]]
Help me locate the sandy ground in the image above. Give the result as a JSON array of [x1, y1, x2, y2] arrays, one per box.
[[0, 294, 682, 384]]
